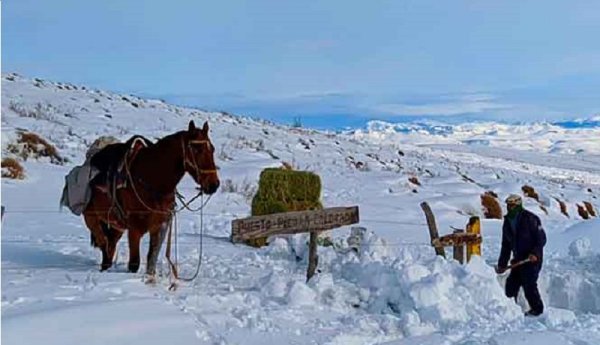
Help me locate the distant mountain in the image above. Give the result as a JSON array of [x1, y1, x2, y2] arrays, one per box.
[[553, 116, 600, 129], [353, 119, 600, 155]]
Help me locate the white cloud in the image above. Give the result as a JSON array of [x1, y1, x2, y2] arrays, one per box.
[[374, 95, 511, 116]]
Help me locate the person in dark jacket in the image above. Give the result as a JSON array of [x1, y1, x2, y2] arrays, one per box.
[[496, 194, 547, 316]]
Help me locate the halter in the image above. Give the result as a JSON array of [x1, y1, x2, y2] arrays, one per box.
[[182, 138, 218, 176]]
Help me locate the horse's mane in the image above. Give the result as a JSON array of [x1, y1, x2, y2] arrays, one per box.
[[153, 130, 186, 147]]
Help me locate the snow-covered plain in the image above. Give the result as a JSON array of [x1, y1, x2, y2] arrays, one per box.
[[2, 73, 600, 345]]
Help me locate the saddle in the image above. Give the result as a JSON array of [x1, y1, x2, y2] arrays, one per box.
[[88, 135, 153, 223], [89, 135, 152, 192]]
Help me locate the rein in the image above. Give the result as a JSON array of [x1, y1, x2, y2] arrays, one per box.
[[165, 193, 211, 291]]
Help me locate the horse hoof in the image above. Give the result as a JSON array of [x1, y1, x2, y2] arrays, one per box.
[[145, 275, 157, 285], [128, 263, 140, 273], [100, 264, 111, 271]]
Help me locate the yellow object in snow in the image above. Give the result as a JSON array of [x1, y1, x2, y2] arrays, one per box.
[[467, 216, 481, 261]]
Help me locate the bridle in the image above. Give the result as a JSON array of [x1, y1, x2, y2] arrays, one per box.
[[181, 138, 218, 179]]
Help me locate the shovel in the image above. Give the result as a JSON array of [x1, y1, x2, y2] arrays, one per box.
[[495, 258, 531, 274]]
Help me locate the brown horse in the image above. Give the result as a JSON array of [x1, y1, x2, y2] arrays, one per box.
[[83, 120, 220, 275]]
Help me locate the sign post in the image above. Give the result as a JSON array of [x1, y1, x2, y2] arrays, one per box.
[[232, 206, 359, 281]]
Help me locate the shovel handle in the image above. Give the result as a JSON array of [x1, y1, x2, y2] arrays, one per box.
[[507, 258, 531, 269], [496, 258, 531, 274]]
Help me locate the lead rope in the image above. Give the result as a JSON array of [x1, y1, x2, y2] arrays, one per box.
[[145, 136, 215, 290], [167, 193, 210, 291]]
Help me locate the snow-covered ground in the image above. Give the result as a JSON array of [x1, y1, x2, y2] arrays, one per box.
[[2, 73, 600, 345]]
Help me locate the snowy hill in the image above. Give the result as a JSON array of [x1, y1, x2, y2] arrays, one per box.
[[359, 119, 600, 155], [2, 73, 600, 345]]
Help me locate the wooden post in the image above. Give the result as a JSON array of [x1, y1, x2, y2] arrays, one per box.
[[453, 229, 465, 264], [420, 202, 446, 258], [466, 216, 481, 262], [306, 231, 319, 282]]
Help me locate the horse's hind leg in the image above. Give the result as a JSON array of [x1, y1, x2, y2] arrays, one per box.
[[146, 222, 169, 276], [127, 229, 142, 273]]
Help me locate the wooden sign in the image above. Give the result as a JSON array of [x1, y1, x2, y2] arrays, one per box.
[[231, 206, 359, 243], [231, 206, 359, 282]]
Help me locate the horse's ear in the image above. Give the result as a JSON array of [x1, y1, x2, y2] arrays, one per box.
[[188, 120, 196, 132], [202, 121, 209, 133]]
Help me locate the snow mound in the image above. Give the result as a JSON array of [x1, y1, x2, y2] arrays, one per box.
[[332, 234, 523, 336], [542, 307, 576, 328], [285, 281, 317, 307], [257, 232, 523, 336], [488, 331, 571, 345], [542, 267, 600, 313], [568, 237, 592, 258], [553, 219, 600, 256]]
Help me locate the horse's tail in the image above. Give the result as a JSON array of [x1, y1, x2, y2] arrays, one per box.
[[90, 232, 99, 247]]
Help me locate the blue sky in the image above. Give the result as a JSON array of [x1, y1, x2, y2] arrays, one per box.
[[3, 0, 600, 128]]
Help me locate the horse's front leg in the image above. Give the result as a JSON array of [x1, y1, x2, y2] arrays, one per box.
[[103, 223, 124, 270], [128, 229, 142, 273], [146, 221, 169, 276]]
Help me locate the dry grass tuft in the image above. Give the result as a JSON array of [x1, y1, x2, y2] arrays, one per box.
[[553, 197, 569, 218], [577, 204, 590, 220], [583, 201, 597, 217], [1, 158, 25, 179], [408, 176, 421, 186], [481, 192, 502, 219], [7, 132, 65, 165], [522, 185, 539, 202]]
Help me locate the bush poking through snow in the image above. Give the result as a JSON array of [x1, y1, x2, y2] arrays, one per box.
[[6, 132, 66, 165], [576, 204, 590, 220], [481, 192, 502, 219], [521, 185, 548, 214], [554, 197, 569, 218], [583, 201, 597, 217], [521, 185, 540, 202], [218, 143, 233, 161], [220, 178, 257, 200], [1, 158, 25, 179], [408, 176, 421, 186], [8, 101, 59, 121]]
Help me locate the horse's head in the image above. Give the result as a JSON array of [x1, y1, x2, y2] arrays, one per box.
[[182, 120, 220, 194]]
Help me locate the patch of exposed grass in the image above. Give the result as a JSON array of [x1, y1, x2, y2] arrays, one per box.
[[1, 158, 25, 179], [6, 131, 66, 165]]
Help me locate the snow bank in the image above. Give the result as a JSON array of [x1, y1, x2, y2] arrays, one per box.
[[554, 219, 600, 256], [542, 267, 600, 313], [568, 237, 592, 258], [260, 232, 523, 337]]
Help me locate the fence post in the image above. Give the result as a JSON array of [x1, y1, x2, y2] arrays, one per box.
[[453, 229, 465, 264], [420, 202, 446, 258], [306, 231, 319, 282], [466, 216, 481, 262]]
